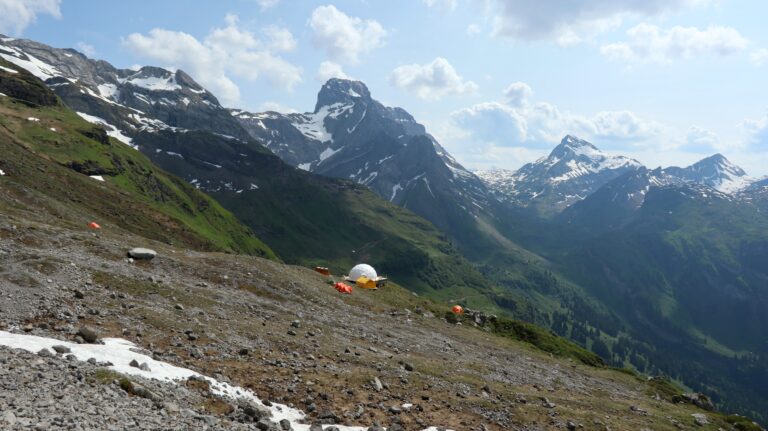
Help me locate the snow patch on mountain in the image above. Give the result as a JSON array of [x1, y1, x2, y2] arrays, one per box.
[[0, 65, 18, 74], [118, 73, 182, 92], [76, 112, 137, 149], [0, 331, 452, 431], [0, 43, 61, 80], [290, 103, 351, 143]]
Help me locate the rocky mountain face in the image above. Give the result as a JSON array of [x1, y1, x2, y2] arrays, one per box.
[[0, 35, 247, 140], [476, 135, 643, 215], [233, 79, 495, 244], [478, 136, 756, 215], [665, 153, 753, 194]]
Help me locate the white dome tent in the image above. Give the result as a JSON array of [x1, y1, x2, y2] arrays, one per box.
[[349, 264, 377, 281], [346, 264, 388, 289]]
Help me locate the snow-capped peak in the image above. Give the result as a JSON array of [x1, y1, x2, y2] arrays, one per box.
[[683, 153, 751, 194]]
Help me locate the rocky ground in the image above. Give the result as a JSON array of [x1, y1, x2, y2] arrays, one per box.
[[0, 206, 746, 430]]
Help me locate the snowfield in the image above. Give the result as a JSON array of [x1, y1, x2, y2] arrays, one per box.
[[0, 331, 451, 431]]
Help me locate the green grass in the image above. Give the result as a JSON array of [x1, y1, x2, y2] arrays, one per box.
[[0, 61, 275, 258]]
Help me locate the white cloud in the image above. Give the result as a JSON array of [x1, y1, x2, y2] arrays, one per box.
[[76, 41, 96, 57], [0, 0, 61, 36], [123, 14, 302, 106], [308, 5, 387, 65], [750, 48, 768, 66], [422, 0, 458, 12], [316, 61, 350, 82], [601, 23, 749, 63], [258, 101, 297, 113], [452, 83, 664, 151], [479, 0, 707, 45], [743, 111, 768, 149], [684, 126, 721, 150], [502, 81, 532, 107], [466, 24, 481, 36], [389, 57, 478, 101], [262, 25, 296, 52], [255, 0, 281, 10]]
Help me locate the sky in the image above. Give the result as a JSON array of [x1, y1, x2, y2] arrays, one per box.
[[3, 0, 768, 176]]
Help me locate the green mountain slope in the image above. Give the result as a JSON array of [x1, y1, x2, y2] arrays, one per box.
[[0, 59, 275, 258], [549, 184, 768, 421]]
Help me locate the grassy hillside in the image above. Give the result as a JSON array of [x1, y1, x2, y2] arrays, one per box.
[[0, 59, 275, 258]]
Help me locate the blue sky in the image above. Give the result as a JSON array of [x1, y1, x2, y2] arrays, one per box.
[[5, 0, 768, 175]]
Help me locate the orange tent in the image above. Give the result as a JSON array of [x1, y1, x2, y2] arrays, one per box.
[[334, 282, 353, 294], [451, 305, 464, 314], [88, 222, 101, 229]]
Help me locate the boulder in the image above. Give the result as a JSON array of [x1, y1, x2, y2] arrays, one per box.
[[127, 248, 157, 260], [77, 326, 99, 343]]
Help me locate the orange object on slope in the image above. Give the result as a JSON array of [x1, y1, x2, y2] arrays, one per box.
[[88, 222, 101, 229], [334, 282, 353, 294], [451, 305, 464, 314]]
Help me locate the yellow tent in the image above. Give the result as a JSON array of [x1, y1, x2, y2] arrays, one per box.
[[355, 275, 377, 289]]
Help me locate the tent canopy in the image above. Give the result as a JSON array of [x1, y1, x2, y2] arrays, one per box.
[[349, 264, 377, 281]]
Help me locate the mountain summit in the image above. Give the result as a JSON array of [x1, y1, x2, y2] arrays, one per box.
[[314, 78, 372, 112], [233, 78, 493, 244], [667, 153, 751, 193], [477, 135, 642, 214]]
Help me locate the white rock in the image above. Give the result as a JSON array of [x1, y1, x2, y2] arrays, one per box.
[[127, 248, 157, 260]]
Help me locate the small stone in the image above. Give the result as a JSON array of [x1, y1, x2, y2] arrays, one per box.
[[404, 363, 415, 372], [174, 304, 184, 310], [290, 320, 301, 328], [239, 348, 250, 356], [73, 290, 85, 299], [37, 348, 53, 357], [129, 359, 140, 368], [139, 362, 151, 372], [52, 345, 71, 354]]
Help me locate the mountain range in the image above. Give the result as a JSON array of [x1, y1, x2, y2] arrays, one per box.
[[3, 34, 768, 423]]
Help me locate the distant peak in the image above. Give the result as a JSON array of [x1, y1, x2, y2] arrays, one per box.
[[549, 135, 602, 160], [691, 153, 746, 176], [314, 78, 371, 112]]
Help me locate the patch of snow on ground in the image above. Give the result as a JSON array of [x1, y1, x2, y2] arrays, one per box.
[[165, 151, 183, 159], [319, 146, 341, 162], [0, 169, 5, 176], [49, 127, 56, 132], [0, 331, 452, 431], [0, 45, 61, 80], [298, 163, 311, 171], [97, 83, 119, 100], [121, 75, 181, 92], [89, 175, 105, 182], [0, 92, 6, 97], [201, 161, 222, 169], [347, 106, 366, 134], [291, 103, 352, 143], [26, 117, 40, 122], [716, 175, 753, 194], [390, 184, 402, 201], [0, 65, 18, 74], [76, 112, 138, 150]]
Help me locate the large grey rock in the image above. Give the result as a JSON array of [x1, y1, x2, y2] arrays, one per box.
[[77, 326, 99, 343], [127, 248, 157, 260]]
